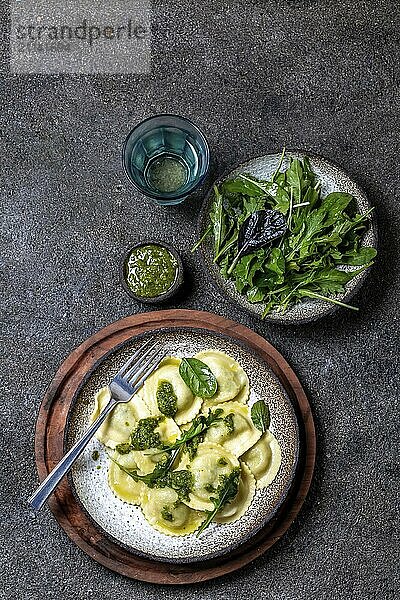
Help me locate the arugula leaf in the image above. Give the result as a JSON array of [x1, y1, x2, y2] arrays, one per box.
[[114, 410, 225, 489], [191, 223, 212, 252], [302, 183, 320, 212], [302, 266, 365, 295], [112, 455, 174, 487], [285, 158, 303, 202], [233, 254, 256, 293], [251, 400, 270, 432], [222, 174, 267, 197], [242, 194, 266, 216], [297, 289, 359, 311], [338, 247, 377, 266], [192, 152, 376, 317], [273, 185, 290, 214], [209, 185, 225, 256], [179, 357, 218, 398], [247, 287, 265, 303], [197, 468, 241, 536], [320, 192, 353, 227], [265, 248, 285, 282], [167, 408, 224, 456]]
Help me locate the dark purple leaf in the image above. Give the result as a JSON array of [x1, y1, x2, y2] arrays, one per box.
[[238, 209, 287, 256]]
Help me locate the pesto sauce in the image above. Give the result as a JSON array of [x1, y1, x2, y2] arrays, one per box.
[[223, 413, 235, 434], [204, 483, 217, 494], [116, 416, 164, 453], [154, 469, 193, 502], [125, 244, 178, 298], [167, 470, 193, 502], [115, 442, 131, 455], [156, 380, 178, 417], [161, 505, 174, 522]]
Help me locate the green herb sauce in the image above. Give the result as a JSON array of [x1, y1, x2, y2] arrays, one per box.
[[204, 483, 217, 494], [125, 244, 178, 298], [156, 380, 178, 417], [154, 469, 193, 502], [161, 506, 174, 522], [167, 470, 193, 502], [223, 413, 235, 434], [116, 416, 164, 453], [115, 442, 131, 455]]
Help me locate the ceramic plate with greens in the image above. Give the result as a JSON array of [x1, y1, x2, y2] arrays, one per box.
[[194, 150, 378, 323], [67, 329, 301, 562]]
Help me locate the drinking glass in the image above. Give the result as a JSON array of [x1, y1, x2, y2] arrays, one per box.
[[123, 114, 210, 205]]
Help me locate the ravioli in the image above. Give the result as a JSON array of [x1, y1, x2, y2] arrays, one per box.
[[90, 386, 150, 449], [132, 417, 181, 475], [195, 350, 249, 409], [142, 356, 203, 425], [181, 442, 240, 511], [242, 430, 281, 489], [214, 462, 255, 524], [92, 348, 284, 538], [203, 401, 262, 457], [108, 451, 145, 505], [141, 486, 205, 536]]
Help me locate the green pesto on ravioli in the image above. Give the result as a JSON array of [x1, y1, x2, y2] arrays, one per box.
[[91, 349, 283, 538], [90, 386, 150, 449], [142, 356, 202, 425], [202, 401, 261, 457]]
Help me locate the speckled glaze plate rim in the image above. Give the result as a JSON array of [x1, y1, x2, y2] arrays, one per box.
[[33, 309, 316, 584], [197, 150, 378, 324], [65, 326, 303, 564]]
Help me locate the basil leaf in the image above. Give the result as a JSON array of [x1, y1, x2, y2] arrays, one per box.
[[251, 400, 270, 432], [179, 358, 218, 398]]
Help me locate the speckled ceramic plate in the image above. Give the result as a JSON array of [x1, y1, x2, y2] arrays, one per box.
[[197, 151, 378, 324], [67, 328, 301, 563], [35, 310, 315, 583]]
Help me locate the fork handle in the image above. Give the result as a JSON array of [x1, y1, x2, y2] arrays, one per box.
[[28, 398, 118, 512]]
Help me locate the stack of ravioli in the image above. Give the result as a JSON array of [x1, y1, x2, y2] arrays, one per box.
[[91, 350, 281, 537]]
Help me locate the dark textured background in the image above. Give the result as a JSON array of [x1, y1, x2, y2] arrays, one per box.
[[1, 1, 399, 598]]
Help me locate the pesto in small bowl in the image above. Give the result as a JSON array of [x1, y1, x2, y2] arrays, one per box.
[[121, 241, 183, 303]]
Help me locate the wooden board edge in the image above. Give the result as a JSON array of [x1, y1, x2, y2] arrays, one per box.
[[34, 309, 316, 584]]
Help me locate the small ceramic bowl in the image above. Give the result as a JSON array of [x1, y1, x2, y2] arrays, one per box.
[[120, 240, 184, 304]]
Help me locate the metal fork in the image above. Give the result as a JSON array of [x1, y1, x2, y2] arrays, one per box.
[[28, 337, 164, 512]]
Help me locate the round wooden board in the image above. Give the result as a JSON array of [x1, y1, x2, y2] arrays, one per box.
[[35, 309, 316, 585]]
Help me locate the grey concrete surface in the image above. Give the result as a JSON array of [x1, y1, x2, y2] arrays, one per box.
[[1, 1, 399, 599]]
